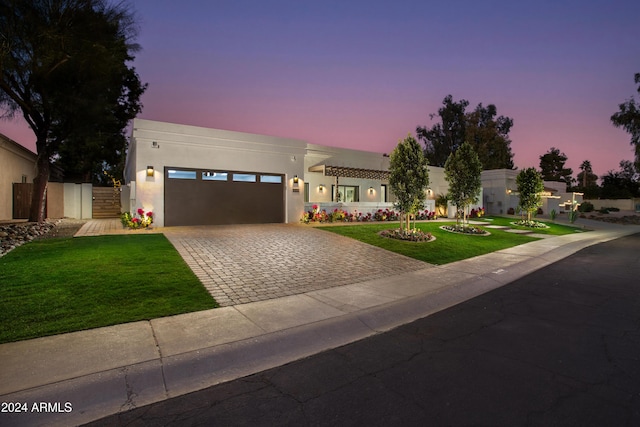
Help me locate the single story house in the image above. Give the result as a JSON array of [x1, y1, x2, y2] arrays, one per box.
[[125, 119, 480, 227]]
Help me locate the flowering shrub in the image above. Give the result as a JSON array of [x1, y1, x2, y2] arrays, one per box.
[[121, 208, 154, 229], [380, 228, 433, 242], [415, 210, 437, 220], [301, 206, 437, 224], [469, 207, 485, 218], [512, 220, 549, 229]]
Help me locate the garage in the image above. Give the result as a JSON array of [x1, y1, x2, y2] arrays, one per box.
[[164, 167, 285, 226]]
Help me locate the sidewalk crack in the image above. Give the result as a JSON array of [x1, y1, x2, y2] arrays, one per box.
[[149, 320, 169, 397]]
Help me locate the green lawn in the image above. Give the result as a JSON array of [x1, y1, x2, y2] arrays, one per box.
[[319, 217, 584, 265], [0, 234, 217, 344]]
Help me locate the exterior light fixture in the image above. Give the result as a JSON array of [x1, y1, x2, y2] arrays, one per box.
[[146, 166, 154, 177], [293, 175, 299, 184], [319, 184, 324, 192], [369, 187, 374, 195], [152, 141, 160, 149]]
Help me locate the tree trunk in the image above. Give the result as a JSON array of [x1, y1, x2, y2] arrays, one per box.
[[28, 141, 50, 223]]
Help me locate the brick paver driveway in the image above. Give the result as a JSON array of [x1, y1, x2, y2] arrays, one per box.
[[163, 224, 429, 306]]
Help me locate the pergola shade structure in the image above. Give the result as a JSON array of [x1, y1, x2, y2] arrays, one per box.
[[308, 164, 390, 180]]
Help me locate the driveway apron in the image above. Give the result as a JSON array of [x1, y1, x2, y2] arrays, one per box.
[[163, 224, 430, 306]]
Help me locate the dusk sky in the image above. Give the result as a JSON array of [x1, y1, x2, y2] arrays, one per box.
[[3, 0, 639, 179]]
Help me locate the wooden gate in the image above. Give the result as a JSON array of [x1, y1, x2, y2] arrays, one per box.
[[12, 183, 35, 219], [92, 187, 121, 218]]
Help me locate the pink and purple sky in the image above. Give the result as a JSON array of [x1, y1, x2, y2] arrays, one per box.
[[2, 0, 639, 179]]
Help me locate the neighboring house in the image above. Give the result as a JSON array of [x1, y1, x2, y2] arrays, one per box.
[[543, 181, 584, 214], [0, 133, 37, 220], [481, 169, 583, 216], [126, 119, 481, 227]]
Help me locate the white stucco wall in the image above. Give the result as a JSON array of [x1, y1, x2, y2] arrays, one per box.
[[304, 144, 455, 216], [304, 144, 393, 206], [128, 119, 307, 226]]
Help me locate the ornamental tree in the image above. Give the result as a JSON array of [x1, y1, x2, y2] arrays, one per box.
[[444, 141, 482, 226], [516, 167, 544, 222], [389, 134, 429, 232]]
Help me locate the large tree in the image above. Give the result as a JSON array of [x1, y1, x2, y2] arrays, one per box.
[[539, 147, 573, 186], [416, 95, 468, 168], [444, 141, 482, 226], [417, 95, 515, 169], [611, 73, 640, 170], [516, 167, 544, 222], [389, 133, 429, 232], [601, 160, 640, 199], [0, 0, 146, 221], [464, 103, 515, 170]]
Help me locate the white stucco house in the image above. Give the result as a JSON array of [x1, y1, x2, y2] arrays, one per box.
[[125, 119, 477, 227]]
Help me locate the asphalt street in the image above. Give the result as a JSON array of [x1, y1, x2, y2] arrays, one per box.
[[85, 232, 640, 427]]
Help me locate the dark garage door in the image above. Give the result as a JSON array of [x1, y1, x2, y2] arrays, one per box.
[[164, 167, 285, 226]]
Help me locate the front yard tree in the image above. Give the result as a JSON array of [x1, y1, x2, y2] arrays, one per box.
[[0, 0, 146, 222], [611, 72, 640, 170], [444, 141, 482, 226], [516, 167, 544, 222], [389, 134, 429, 232]]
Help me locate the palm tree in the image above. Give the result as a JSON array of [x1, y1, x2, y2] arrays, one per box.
[[580, 160, 593, 188]]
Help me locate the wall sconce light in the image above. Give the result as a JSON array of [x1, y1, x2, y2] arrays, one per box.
[[369, 187, 374, 195], [146, 166, 154, 177], [293, 175, 299, 184], [152, 141, 160, 149], [506, 189, 512, 195], [319, 184, 324, 193]]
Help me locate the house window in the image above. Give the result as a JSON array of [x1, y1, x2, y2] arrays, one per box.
[[202, 171, 228, 181], [332, 185, 359, 202], [233, 173, 257, 182], [168, 169, 197, 180], [259, 175, 282, 183], [304, 183, 310, 202], [380, 184, 387, 203]]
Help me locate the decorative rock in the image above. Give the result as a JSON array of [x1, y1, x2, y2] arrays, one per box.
[[0, 222, 56, 257]]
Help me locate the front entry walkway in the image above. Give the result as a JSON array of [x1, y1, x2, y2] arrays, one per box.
[[74, 218, 162, 237]]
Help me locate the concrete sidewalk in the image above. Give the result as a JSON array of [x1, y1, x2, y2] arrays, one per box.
[[1, 219, 638, 426]]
